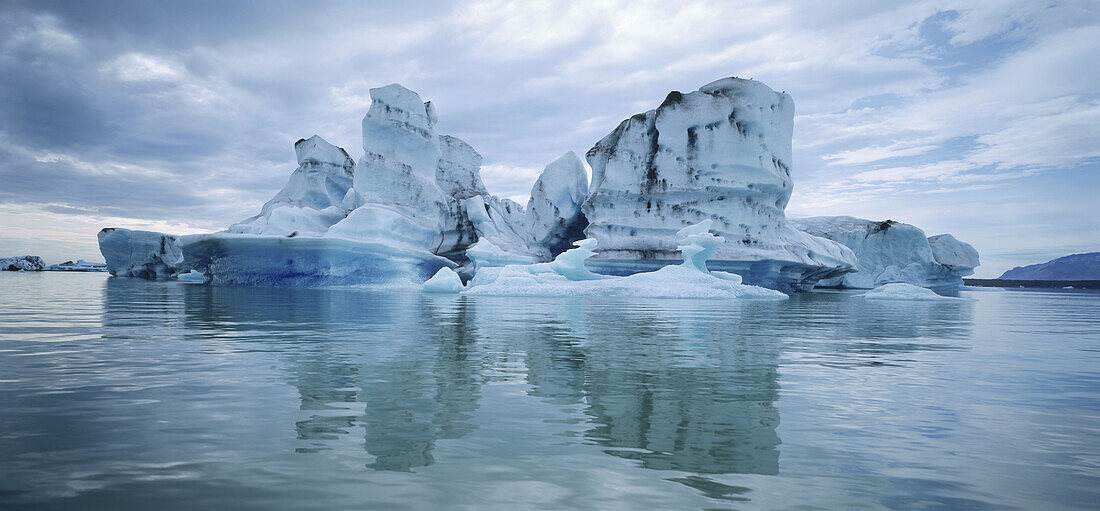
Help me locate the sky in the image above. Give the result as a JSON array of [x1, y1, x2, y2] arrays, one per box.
[[0, 0, 1096, 278]]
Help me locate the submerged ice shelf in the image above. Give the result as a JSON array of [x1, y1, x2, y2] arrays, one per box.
[[97, 77, 978, 294]]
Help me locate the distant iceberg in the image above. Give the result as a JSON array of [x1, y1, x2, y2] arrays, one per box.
[[791, 216, 978, 289], [856, 283, 970, 301], [1, 255, 45, 271], [98, 228, 182, 279]]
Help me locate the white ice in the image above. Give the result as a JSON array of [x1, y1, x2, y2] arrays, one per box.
[[421, 266, 465, 293], [227, 135, 355, 237], [856, 283, 970, 301], [463, 220, 787, 299], [792, 216, 976, 289], [525, 151, 589, 255], [580, 77, 855, 292], [97, 228, 182, 279]]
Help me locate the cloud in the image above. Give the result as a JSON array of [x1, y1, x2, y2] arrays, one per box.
[[0, 0, 1095, 276]]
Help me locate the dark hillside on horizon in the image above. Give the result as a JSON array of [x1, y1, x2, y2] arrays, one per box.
[[999, 252, 1100, 280]]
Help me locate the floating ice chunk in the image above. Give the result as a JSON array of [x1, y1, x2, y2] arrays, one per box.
[[175, 269, 205, 282], [97, 228, 182, 279], [0, 255, 45, 271], [793, 216, 976, 289], [547, 238, 607, 281], [466, 238, 538, 270], [856, 283, 969, 301], [422, 267, 465, 293], [927, 234, 980, 274], [676, 219, 724, 272], [179, 233, 451, 287]]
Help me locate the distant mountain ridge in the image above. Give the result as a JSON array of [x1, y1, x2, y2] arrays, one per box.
[[999, 252, 1100, 280]]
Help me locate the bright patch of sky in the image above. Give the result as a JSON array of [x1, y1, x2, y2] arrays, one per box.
[[0, 0, 1096, 277]]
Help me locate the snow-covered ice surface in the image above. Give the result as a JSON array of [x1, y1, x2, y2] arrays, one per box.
[[227, 135, 355, 236], [421, 266, 465, 293], [464, 220, 787, 299], [856, 283, 970, 301], [1, 255, 45, 271], [581, 77, 855, 292], [97, 228, 183, 279], [791, 216, 976, 289]]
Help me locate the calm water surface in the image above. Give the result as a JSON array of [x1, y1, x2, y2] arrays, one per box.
[[1, 272, 1098, 510]]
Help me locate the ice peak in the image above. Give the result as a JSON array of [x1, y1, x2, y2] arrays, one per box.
[[294, 135, 354, 168]]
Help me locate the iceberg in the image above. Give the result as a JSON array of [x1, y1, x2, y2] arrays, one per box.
[[45, 260, 108, 272], [179, 233, 452, 287], [176, 84, 491, 286], [97, 228, 183, 279], [175, 269, 205, 282], [463, 220, 787, 299], [227, 135, 355, 236], [791, 216, 978, 289], [96, 77, 981, 294], [580, 77, 856, 292], [421, 266, 465, 294], [1, 255, 45, 271], [927, 234, 980, 275], [856, 283, 969, 301], [526, 151, 589, 256]]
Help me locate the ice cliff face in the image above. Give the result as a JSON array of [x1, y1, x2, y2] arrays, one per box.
[[526, 152, 589, 256], [98, 228, 183, 279], [228, 135, 355, 236], [1, 255, 45, 271], [791, 216, 978, 288], [581, 77, 855, 291]]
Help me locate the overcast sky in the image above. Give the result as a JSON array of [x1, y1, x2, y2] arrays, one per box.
[[0, 0, 1097, 277]]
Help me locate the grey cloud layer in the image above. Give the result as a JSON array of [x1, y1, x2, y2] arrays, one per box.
[[0, 0, 1096, 274]]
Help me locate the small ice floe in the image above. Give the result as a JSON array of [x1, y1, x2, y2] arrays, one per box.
[[856, 282, 970, 301], [175, 270, 206, 283], [421, 267, 465, 294]]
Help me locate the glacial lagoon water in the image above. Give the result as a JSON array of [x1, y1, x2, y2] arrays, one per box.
[[1, 272, 1098, 510]]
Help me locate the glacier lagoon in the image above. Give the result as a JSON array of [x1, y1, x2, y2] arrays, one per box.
[[2, 271, 1099, 510]]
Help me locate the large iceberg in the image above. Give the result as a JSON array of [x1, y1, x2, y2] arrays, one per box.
[[98, 228, 183, 279], [96, 78, 986, 295], [462, 220, 787, 299], [791, 216, 978, 289], [580, 77, 855, 292]]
